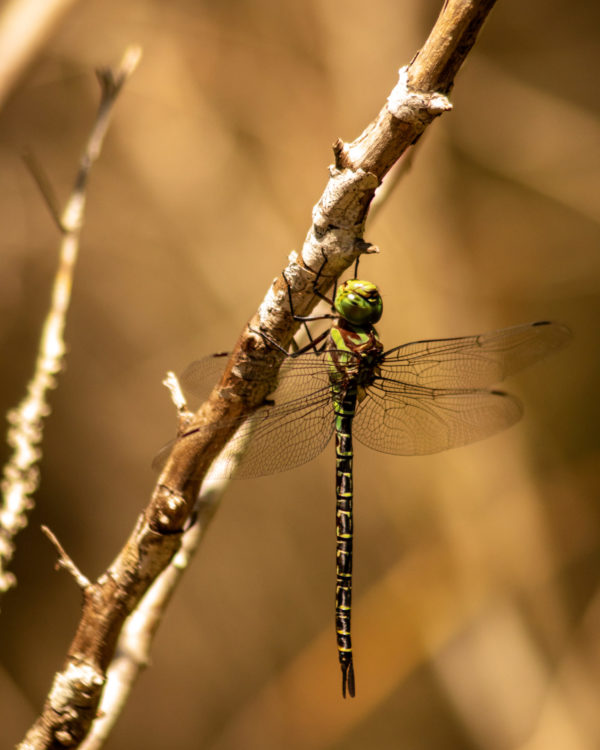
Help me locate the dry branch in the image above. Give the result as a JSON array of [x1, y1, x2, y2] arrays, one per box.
[[19, 2, 498, 747]]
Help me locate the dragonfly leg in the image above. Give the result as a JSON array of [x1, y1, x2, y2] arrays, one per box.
[[247, 325, 289, 356], [352, 239, 379, 279], [311, 250, 338, 306], [248, 325, 330, 358], [282, 268, 336, 323], [281, 268, 335, 354], [299, 248, 335, 305]]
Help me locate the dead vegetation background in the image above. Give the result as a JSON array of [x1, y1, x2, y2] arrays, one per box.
[[0, 1, 599, 748]]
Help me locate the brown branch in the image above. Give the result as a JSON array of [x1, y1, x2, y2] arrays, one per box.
[[18, 2, 498, 747]]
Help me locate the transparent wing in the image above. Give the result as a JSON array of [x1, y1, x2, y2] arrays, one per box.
[[159, 321, 570, 470], [380, 321, 571, 389], [162, 350, 340, 479], [151, 354, 232, 472], [179, 353, 236, 403], [353, 382, 522, 455], [223, 386, 335, 478], [352, 320, 570, 456]]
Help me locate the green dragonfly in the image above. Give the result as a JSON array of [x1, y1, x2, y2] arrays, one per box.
[[172, 278, 570, 698]]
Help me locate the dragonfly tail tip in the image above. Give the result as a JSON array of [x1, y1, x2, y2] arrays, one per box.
[[341, 661, 356, 698]]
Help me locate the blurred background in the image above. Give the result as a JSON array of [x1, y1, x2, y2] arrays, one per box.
[[0, 0, 598, 748]]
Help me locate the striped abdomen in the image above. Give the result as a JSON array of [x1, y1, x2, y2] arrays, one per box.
[[334, 385, 358, 698]]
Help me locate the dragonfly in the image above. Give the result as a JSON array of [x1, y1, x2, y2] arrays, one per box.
[[167, 277, 570, 698]]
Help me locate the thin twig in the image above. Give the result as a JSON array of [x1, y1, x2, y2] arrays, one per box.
[[0, 45, 141, 600], [163, 371, 188, 414], [41, 525, 90, 589]]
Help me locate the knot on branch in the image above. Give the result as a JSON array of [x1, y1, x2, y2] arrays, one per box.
[[387, 66, 452, 125], [312, 167, 379, 235], [152, 486, 190, 533], [47, 661, 104, 745]]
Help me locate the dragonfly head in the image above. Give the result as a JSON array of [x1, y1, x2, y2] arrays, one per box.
[[334, 279, 383, 326]]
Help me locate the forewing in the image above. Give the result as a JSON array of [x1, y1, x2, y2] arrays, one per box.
[[227, 390, 334, 478], [219, 352, 337, 478], [160, 351, 336, 479], [353, 382, 522, 455], [381, 321, 571, 389], [179, 353, 233, 403]]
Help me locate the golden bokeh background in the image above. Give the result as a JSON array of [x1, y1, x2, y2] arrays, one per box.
[[1, 1, 599, 748]]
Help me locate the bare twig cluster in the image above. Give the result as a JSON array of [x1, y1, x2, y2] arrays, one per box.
[[0, 46, 142, 602]]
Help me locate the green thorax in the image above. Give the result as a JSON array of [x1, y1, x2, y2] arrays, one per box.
[[326, 280, 384, 389]]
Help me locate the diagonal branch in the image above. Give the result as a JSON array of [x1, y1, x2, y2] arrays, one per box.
[[19, 2, 498, 747]]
